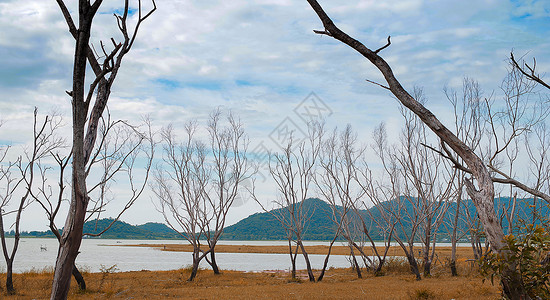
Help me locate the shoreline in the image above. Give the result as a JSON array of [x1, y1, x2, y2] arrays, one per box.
[[115, 243, 476, 259]]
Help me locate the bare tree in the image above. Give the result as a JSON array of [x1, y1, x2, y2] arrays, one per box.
[[316, 125, 362, 279], [442, 70, 549, 264], [31, 114, 154, 290], [252, 123, 323, 282], [202, 110, 251, 275], [83, 116, 155, 236], [396, 97, 456, 277], [443, 78, 485, 275], [153, 122, 210, 282], [365, 122, 424, 280], [524, 123, 550, 224], [0, 109, 64, 294], [154, 111, 250, 280], [316, 125, 392, 279], [305, 1, 547, 297], [51, 1, 156, 298]]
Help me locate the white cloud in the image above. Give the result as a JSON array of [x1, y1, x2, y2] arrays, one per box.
[[1, 0, 549, 230]]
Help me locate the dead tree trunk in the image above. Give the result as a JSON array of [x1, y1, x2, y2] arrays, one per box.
[[288, 239, 298, 279], [406, 253, 422, 281], [72, 265, 86, 290], [298, 241, 315, 282], [450, 192, 462, 276], [317, 234, 338, 282], [51, 1, 155, 298], [348, 245, 362, 279], [305, 1, 527, 298], [189, 249, 200, 282], [209, 247, 220, 275]]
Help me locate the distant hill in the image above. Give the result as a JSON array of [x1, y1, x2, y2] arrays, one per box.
[[10, 219, 181, 240], [82, 218, 181, 239], [222, 198, 338, 240], [8, 197, 548, 241], [221, 197, 549, 241]]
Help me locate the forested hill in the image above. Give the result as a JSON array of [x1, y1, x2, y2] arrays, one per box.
[[11, 219, 182, 240], [221, 197, 549, 241], [82, 219, 181, 239], [9, 197, 547, 240], [222, 198, 338, 240]]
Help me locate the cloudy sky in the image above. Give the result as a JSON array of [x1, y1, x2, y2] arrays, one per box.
[[1, 0, 549, 231]]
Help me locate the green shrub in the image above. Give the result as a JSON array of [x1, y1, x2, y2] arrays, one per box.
[[480, 225, 550, 299]]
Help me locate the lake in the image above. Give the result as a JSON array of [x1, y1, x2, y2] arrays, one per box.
[[1, 238, 354, 273], [2, 238, 474, 273]]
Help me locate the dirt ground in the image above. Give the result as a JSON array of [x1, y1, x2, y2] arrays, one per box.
[[0, 263, 500, 299]]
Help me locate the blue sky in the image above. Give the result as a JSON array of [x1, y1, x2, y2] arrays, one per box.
[[0, 0, 549, 230]]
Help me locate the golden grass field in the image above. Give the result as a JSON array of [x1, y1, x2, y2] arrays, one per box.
[[0, 245, 500, 299]]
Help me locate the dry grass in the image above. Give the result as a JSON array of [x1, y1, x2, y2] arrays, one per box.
[[0, 263, 499, 299], [121, 244, 476, 260]]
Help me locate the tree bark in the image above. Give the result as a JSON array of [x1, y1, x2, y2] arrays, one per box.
[[72, 264, 86, 290], [450, 193, 461, 276], [287, 239, 297, 279], [317, 235, 338, 282], [423, 232, 432, 277], [209, 247, 220, 275], [298, 241, 315, 282], [6, 260, 14, 294], [188, 249, 200, 282], [50, 3, 95, 297], [349, 247, 362, 279], [406, 253, 422, 281], [450, 260, 458, 277]]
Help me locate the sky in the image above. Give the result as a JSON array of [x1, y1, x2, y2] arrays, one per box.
[[0, 0, 549, 231]]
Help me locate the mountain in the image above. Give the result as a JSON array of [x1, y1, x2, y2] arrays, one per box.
[[220, 197, 549, 241], [8, 197, 548, 240], [221, 198, 338, 240], [11, 219, 181, 240], [82, 218, 181, 239]]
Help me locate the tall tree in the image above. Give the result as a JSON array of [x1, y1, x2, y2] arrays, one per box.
[[305, 1, 549, 297], [202, 110, 251, 275], [51, 1, 155, 298], [31, 115, 154, 290], [252, 123, 324, 282], [154, 122, 211, 282]]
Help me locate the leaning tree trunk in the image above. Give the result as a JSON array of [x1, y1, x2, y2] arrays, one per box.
[[52, 227, 87, 291], [450, 193, 461, 276], [209, 247, 220, 275], [347, 244, 362, 279], [298, 241, 315, 282], [305, 1, 529, 298], [50, 174, 88, 299], [51, 81, 90, 299], [317, 235, 338, 282], [188, 249, 201, 282], [406, 252, 422, 281], [72, 264, 86, 290]]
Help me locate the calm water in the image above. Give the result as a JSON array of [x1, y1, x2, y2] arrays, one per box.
[[2, 238, 473, 273], [1, 238, 355, 273]]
